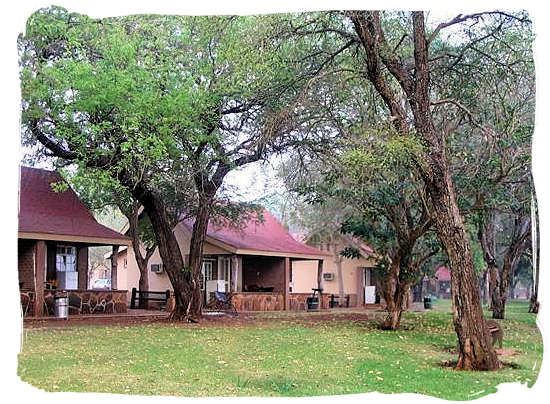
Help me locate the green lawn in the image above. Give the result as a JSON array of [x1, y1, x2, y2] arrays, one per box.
[[18, 300, 542, 400]]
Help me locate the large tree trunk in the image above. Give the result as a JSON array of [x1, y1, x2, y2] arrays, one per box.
[[409, 13, 499, 371], [379, 258, 412, 330], [418, 142, 498, 369], [414, 98, 499, 369], [429, 187, 498, 369], [348, 10, 498, 369], [529, 196, 539, 313], [187, 198, 214, 317], [130, 183, 199, 320]]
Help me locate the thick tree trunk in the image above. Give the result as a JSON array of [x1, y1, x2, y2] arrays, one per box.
[[130, 183, 199, 320], [425, 175, 498, 369], [379, 259, 412, 330], [187, 198, 214, 318], [381, 281, 411, 330], [348, 10, 498, 369], [409, 13, 498, 370]]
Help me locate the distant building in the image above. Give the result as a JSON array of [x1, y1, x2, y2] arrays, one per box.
[[413, 266, 451, 301]]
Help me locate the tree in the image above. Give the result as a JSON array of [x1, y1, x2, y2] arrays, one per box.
[[529, 195, 540, 313], [344, 11, 535, 368], [19, 7, 310, 319], [274, 191, 357, 306], [70, 170, 158, 308], [323, 132, 439, 330], [284, 10, 533, 369], [478, 211, 531, 318], [280, 125, 440, 329], [436, 20, 535, 319]]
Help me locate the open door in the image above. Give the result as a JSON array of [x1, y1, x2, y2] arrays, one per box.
[[202, 258, 231, 304], [358, 266, 377, 304]]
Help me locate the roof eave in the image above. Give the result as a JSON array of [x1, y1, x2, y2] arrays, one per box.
[[18, 231, 131, 246]]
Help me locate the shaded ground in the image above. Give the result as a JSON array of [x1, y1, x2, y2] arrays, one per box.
[[18, 300, 542, 400], [23, 308, 373, 329]]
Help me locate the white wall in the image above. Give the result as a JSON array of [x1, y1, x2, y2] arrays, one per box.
[[117, 222, 232, 296], [291, 244, 375, 296]]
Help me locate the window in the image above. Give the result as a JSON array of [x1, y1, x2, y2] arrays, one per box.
[[221, 257, 231, 283], [203, 261, 213, 281], [201, 260, 214, 290], [56, 246, 76, 272]]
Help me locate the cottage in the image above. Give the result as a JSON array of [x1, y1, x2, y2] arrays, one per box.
[[292, 241, 379, 308], [18, 166, 130, 316], [412, 266, 452, 301], [117, 210, 337, 311], [118, 209, 382, 311]]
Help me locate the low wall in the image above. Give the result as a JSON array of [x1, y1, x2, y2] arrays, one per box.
[[289, 293, 330, 310], [289, 293, 359, 310], [20, 289, 127, 317], [232, 292, 284, 311], [230, 292, 360, 312]]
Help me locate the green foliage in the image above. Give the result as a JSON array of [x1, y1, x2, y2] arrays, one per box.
[[49, 180, 68, 193], [20, 6, 309, 204]]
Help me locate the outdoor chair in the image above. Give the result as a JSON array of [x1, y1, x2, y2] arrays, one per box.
[[204, 291, 238, 317]]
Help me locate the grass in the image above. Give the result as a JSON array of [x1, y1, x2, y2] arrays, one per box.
[[18, 300, 542, 400]]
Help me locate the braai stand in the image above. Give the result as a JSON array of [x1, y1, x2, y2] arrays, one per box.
[[307, 288, 323, 311]]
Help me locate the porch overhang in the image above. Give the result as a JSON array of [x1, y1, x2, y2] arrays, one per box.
[[203, 234, 330, 261], [18, 231, 131, 246]]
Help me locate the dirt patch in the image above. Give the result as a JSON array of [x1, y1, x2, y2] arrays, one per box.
[[496, 348, 520, 358], [23, 314, 169, 329], [440, 348, 521, 370], [22, 310, 371, 329]]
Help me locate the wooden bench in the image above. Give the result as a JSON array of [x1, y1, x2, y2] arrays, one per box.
[[130, 288, 171, 309]]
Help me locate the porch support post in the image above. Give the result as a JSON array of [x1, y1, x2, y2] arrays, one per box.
[[111, 245, 119, 290], [317, 260, 323, 309], [77, 246, 88, 289], [230, 255, 239, 292], [283, 257, 291, 311], [34, 240, 46, 317], [357, 267, 365, 306]]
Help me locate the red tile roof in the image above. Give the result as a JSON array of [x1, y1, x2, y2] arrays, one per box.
[[183, 210, 330, 258], [18, 166, 129, 244], [435, 266, 451, 281]]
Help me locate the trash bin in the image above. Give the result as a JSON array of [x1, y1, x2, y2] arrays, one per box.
[[54, 295, 69, 319], [306, 297, 319, 311], [423, 296, 432, 310]]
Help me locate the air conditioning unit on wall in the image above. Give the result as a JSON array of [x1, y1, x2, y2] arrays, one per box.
[[323, 273, 335, 281], [151, 264, 163, 274]]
